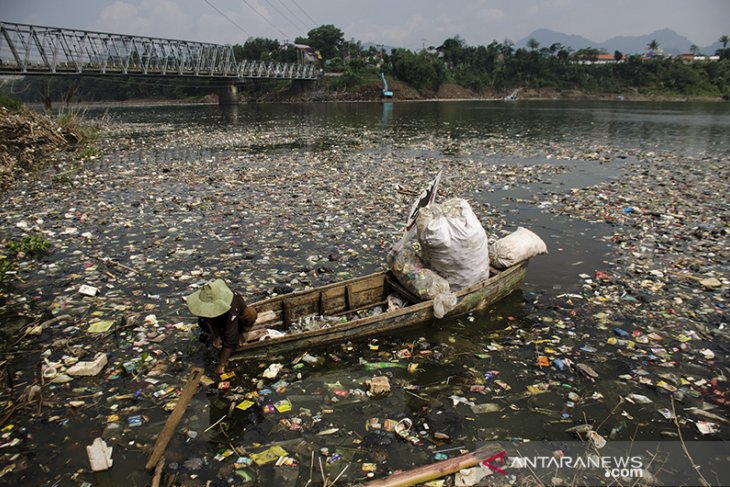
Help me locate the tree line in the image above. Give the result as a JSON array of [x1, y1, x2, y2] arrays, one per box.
[[4, 25, 730, 104]]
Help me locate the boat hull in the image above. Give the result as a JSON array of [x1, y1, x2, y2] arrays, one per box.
[[229, 261, 528, 361]]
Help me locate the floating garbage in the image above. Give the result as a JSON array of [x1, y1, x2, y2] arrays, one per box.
[[262, 363, 284, 379], [366, 376, 391, 396], [626, 394, 653, 405], [66, 353, 108, 376], [1, 103, 728, 487], [250, 446, 288, 465], [78, 284, 100, 297], [470, 403, 501, 414], [86, 438, 113, 471]]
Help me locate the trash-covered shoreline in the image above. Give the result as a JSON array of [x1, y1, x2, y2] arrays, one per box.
[[0, 102, 728, 486]]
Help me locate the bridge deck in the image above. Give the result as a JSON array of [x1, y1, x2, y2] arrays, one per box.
[[0, 22, 319, 80]]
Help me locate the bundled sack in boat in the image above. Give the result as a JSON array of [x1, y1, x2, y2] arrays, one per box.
[[490, 227, 548, 270], [416, 198, 490, 290], [387, 246, 457, 318]]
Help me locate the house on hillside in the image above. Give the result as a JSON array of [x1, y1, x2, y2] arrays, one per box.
[[645, 48, 664, 59], [576, 53, 622, 65], [678, 53, 720, 62], [290, 44, 319, 64], [594, 53, 619, 64]]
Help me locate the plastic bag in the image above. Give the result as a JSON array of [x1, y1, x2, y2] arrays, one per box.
[[490, 227, 547, 269], [388, 246, 450, 300], [433, 292, 458, 319], [416, 198, 489, 290], [387, 246, 457, 318]]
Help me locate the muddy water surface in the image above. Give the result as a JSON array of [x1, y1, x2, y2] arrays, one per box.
[[2, 100, 728, 486]]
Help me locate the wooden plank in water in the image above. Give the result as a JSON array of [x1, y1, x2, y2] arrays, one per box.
[[361, 443, 504, 487], [145, 367, 203, 470]]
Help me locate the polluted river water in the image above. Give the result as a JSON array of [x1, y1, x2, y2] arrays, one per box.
[[0, 100, 728, 486]]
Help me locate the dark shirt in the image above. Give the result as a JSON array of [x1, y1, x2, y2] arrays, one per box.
[[198, 292, 252, 349]]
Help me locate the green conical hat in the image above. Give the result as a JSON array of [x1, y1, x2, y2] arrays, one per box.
[[185, 279, 233, 318]]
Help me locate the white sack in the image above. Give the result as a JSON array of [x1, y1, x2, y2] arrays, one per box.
[[490, 227, 547, 269], [416, 198, 489, 290]]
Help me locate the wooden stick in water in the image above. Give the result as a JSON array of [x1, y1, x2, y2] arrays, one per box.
[[145, 367, 204, 470], [361, 444, 502, 487], [151, 456, 165, 487]]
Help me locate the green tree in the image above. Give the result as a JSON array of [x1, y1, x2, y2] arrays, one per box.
[[527, 38, 540, 51], [390, 49, 446, 91], [614, 50, 623, 62], [556, 46, 572, 63], [235, 37, 281, 61], [500, 39, 514, 59], [297, 24, 344, 61], [548, 43, 563, 55], [718, 35, 730, 60], [648, 39, 659, 52], [690, 44, 700, 56], [440, 36, 467, 68], [341, 38, 363, 64], [574, 48, 600, 62]]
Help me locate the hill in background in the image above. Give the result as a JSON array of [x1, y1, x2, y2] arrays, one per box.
[[515, 27, 721, 55]]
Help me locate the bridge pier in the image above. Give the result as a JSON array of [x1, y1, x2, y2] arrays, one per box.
[[217, 83, 239, 105]]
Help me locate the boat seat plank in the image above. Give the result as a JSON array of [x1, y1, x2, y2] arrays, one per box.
[[282, 300, 291, 327], [253, 310, 277, 326], [345, 285, 354, 310], [385, 275, 421, 305]]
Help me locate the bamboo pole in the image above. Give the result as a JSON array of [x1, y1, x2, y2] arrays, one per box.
[[361, 444, 502, 487], [151, 456, 165, 487], [145, 367, 204, 470]]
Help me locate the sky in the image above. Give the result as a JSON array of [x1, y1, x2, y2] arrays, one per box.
[[2, 0, 728, 49]]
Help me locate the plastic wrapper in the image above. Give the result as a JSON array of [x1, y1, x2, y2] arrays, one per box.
[[433, 292, 458, 319], [490, 227, 548, 269], [416, 198, 489, 290]]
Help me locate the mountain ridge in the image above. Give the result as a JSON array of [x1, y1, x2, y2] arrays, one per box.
[[515, 28, 722, 55]]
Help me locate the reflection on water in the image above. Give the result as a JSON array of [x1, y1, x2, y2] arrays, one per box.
[[219, 103, 239, 123], [99, 100, 730, 156], [382, 101, 393, 125]]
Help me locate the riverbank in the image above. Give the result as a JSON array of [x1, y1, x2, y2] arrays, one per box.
[[0, 107, 99, 189], [250, 81, 728, 103], [0, 102, 727, 486], [20, 81, 727, 109]]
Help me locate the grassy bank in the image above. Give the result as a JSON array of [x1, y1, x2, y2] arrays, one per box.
[[0, 98, 100, 189]]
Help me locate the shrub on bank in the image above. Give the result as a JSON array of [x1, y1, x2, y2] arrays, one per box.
[[0, 105, 98, 189], [0, 93, 23, 111]]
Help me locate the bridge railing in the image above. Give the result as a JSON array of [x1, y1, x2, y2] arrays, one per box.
[[0, 21, 318, 80]]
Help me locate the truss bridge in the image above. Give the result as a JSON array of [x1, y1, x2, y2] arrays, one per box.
[[0, 22, 319, 82]]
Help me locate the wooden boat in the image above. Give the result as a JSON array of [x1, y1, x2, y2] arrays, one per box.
[[230, 261, 528, 361]]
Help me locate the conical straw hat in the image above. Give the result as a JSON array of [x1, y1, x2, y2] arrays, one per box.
[[185, 279, 233, 318]]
